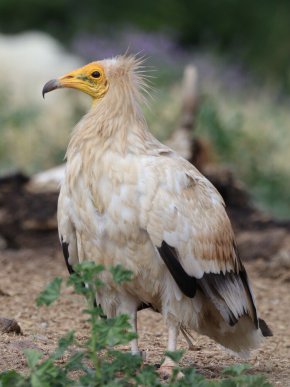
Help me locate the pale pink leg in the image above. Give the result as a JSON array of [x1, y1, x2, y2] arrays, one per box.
[[129, 310, 140, 356], [159, 325, 183, 379]]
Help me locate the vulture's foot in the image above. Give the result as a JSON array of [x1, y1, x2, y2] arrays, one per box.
[[158, 357, 184, 380]]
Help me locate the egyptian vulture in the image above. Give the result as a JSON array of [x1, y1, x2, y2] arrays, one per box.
[[43, 55, 272, 375]]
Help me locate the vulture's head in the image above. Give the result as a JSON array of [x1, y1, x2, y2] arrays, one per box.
[[42, 55, 148, 103]]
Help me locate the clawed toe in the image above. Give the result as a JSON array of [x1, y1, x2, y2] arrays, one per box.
[[158, 365, 184, 380], [158, 357, 184, 380]]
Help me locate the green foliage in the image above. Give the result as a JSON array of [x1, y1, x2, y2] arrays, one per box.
[[23, 349, 42, 369], [0, 89, 39, 174], [36, 277, 62, 306], [0, 1, 289, 89], [110, 264, 133, 284], [67, 262, 105, 297], [0, 263, 272, 386], [197, 97, 290, 218], [198, 100, 244, 159], [0, 370, 28, 387], [0, 86, 78, 176], [164, 350, 184, 363], [219, 364, 272, 387], [222, 364, 251, 376]]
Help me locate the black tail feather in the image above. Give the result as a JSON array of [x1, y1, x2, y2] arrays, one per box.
[[258, 318, 273, 337]]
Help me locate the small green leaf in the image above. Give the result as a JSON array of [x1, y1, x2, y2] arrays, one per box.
[[104, 350, 143, 379], [135, 365, 161, 386], [164, 350, 184, 363], [36, 277, 62, 306], [220, 374, 272, 387], [64, 352, 85, 372], [74, 262, 105, 278], [179, 367, 211, 386], [220, 364, 272, 387], [51, 331, 75, 360], [67, 262, 105, 296], [29, 359, 71, 387], [222, 364, 251, 377], [23, 349, 42, 369], [0, 370, 27, 387], [110, 265, 133, 284]]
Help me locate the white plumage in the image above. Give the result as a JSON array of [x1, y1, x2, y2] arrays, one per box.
[[43, 55, 272, 374]]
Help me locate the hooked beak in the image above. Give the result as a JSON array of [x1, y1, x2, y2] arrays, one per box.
[[42, 69, 83, 99], [42, 79, 61, 98]]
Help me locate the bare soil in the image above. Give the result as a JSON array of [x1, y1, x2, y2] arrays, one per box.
[[0, 247, 289, 386]]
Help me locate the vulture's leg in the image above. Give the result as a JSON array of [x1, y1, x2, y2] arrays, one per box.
[[117, 297, 142, 357], [159, 325, 183, 379], [129, 309, 140, 355]]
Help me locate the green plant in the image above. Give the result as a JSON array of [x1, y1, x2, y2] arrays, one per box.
[[197, 97, 290, 218], [0, 262, 272, 386]]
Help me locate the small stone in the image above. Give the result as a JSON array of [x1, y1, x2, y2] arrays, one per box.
[[0, 317, 22, 335], [34, 334, 48, 343], [0, 288, 10, 296]]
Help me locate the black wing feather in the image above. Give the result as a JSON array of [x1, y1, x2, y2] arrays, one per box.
[[157, 241, 197, 298], [61, 238, 75, 274]]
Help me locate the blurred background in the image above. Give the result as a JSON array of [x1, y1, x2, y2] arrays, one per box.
[[0, 0, 290, 219]]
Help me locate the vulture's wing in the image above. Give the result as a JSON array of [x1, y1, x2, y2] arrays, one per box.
[[142, 154, 258, 328]]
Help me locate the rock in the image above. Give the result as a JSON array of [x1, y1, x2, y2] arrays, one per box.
[[0, 288, 10, 296], [0, 317, 22, 335]]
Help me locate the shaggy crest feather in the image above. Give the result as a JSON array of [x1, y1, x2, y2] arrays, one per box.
[[103, 54, 153, 108]]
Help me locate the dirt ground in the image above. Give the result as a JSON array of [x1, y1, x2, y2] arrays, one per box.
[[0, 247, 289, 385]]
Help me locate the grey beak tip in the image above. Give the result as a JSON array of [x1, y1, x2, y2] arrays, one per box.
[[42, 79, 60, 99]]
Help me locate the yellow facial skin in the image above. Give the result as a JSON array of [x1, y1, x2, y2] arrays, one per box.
[[42, 63, 109, 100]]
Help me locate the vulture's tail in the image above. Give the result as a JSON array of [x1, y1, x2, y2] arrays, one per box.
[[157, 240, 272, 355], [195, 268, 272, 357]]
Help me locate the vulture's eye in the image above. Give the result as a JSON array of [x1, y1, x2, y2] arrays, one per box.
[[91, 71, 101, 78]]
